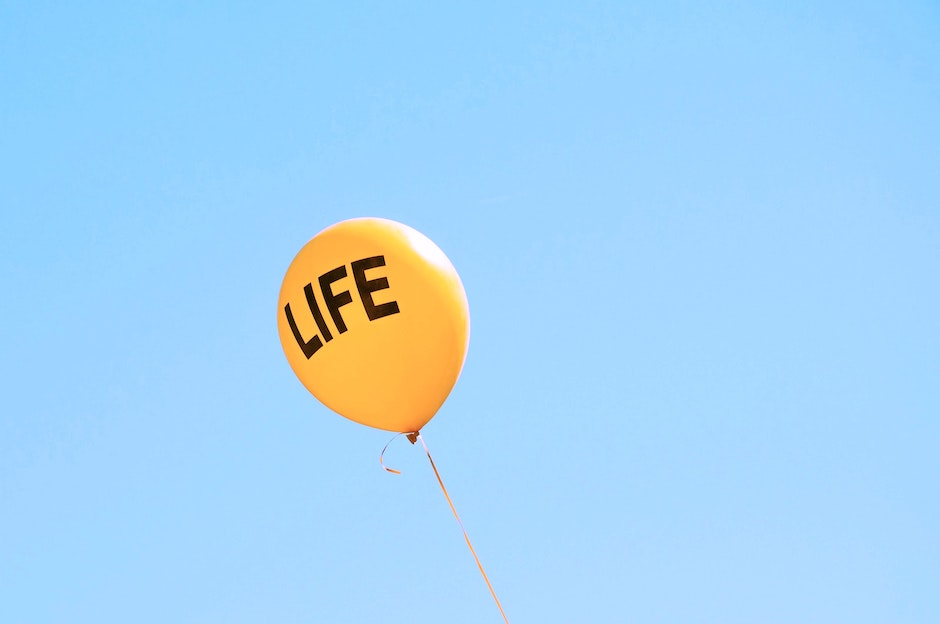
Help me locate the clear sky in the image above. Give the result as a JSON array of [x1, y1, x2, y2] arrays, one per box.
[[2, 2, 938, 623]]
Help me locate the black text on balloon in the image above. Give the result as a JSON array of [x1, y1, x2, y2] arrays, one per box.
[[283, 255, 400, 359]]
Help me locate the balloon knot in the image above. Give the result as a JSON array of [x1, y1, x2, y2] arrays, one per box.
[[406, 431, 420, 445]]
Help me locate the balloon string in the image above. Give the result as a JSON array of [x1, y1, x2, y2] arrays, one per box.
[[379, 432, 408, 474], [415, 432, 511, 624], [380, 432, 510, 622]]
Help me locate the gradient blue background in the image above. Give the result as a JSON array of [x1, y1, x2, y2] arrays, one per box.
[[2, 2, 938, 622]]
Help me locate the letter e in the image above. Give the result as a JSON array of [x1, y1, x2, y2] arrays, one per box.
[[352, 255, 400, 321]]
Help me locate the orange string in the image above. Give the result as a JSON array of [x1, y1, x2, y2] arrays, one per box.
[[379, 432, 406, 474], [415, 433, 511, 624], [380, 432, 511, 623]]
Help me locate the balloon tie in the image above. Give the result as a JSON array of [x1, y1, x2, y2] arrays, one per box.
[[381, 431, 510, 623]]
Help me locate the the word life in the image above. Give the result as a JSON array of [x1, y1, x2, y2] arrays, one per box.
[[284, 255, 400, 359]]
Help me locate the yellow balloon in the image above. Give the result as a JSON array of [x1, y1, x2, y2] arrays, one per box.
[[277, 217, 470, 433]]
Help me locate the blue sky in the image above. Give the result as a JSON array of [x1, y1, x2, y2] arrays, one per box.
[[2, 2, 938, 622]]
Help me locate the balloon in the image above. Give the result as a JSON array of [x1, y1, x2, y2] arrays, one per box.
[[277, 217, 470, 433]]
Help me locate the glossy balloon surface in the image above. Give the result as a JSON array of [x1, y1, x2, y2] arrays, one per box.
[[278, 218, 470, 433]]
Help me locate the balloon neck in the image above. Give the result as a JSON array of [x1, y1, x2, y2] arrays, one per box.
[[406, 431, 420, 445]]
